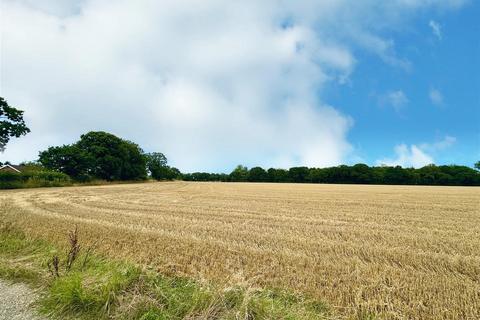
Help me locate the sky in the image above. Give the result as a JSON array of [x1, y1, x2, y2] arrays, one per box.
[[1, 0, 479, 172]]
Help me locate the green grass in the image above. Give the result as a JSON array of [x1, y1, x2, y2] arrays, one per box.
[[0, 222, 334, 320]]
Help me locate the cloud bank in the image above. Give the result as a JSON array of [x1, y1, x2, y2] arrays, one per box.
[[377, 136, 456, 168], [0, 0, 467, 171]]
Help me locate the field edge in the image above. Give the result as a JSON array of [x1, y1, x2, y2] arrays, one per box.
[[0, 220, 344, 320]]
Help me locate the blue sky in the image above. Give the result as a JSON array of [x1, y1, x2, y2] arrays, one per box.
[[1, 0, 479, 172], [326, 2, 479, 167]]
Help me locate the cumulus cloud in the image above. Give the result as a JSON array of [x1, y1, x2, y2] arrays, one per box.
[[429, 20, 443, 40], [429, 87, 444, 106], [377, 144, 433, 168], [0, 0, 467, 171], [377, 136, 456, 168]]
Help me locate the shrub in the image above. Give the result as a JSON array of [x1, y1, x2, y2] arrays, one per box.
[[0, 170, 71, 189]]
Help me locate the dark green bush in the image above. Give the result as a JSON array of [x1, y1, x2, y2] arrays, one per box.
[[0, 170, 71, 189]]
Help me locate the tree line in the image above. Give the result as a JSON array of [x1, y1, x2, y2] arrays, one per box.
[[184, 163, 480, 186], [1, 96, 479, 186], [31, 131, 480, 186], [3, 130, 480, 186]]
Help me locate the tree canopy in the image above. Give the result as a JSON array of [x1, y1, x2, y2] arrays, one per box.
[[230, 165, 249, 182], [39, 131, 147, 181], [38, 144, 92, 179], [144, 152, 180, 180], [248, 167, 269, 182], [224, 163, 480, 186], [0, 97, 30, 152]]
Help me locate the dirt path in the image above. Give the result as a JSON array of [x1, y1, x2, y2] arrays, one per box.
[[0, 280, 45, 320]]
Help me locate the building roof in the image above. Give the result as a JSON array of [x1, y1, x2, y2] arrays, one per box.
[[0, 164, 23, 173]]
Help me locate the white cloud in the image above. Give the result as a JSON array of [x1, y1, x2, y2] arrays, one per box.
[[420, 135, 456, 151], [429, 20, 443, 40], [377, 144, 433, 168], [429, 87, 444, 106], [0, 1, 467, 171], [377, 136, 456, 168], [379, 90, 409, 112], [7, 0, 84, 17], [353, 33, 412, 71]]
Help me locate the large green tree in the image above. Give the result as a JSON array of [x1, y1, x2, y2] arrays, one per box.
[[144, 152, 179, 180], [39, 144, 92, 179], [0, 97, 30, 152], [39, 131, 147, 181], [230, 165, 249, 182], [248, 166, 269, 182], [77, 131, 147, 180], [145, 152, 167, 179]]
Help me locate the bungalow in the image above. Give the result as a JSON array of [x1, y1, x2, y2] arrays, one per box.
[[0, 164, 24, 173]]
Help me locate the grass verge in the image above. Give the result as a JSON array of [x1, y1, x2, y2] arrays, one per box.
[[0, 222, 334, 320]]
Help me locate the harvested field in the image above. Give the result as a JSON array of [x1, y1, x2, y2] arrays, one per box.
[[1, 182, 479, 319]]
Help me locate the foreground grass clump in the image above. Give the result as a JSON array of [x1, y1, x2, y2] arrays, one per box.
[[0, 222, 333, 320]]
